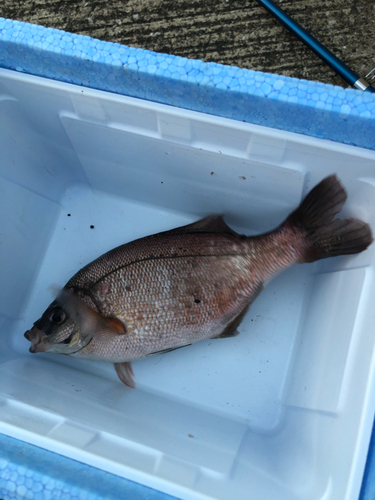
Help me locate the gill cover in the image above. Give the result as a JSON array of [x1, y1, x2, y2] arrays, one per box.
[[55, 287, 127, 340]]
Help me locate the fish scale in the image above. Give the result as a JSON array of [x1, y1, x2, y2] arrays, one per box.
[[76, 252, 255, 362]]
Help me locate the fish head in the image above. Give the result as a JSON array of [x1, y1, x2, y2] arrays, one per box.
[[24, 287, 127, 356], [24, 299, 89, 355]]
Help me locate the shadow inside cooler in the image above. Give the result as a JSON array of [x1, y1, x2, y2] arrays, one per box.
[[1, 69, 375, 500]]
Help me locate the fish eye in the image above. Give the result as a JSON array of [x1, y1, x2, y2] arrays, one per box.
[[49, 307, 66, 325]]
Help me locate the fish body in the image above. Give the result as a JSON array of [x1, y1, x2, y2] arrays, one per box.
[[24, 175, 373, 387]]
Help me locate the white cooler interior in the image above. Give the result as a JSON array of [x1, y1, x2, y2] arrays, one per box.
[[1, 68, 375, 500]]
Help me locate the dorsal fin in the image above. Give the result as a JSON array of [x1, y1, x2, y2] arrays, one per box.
[[165, 215, 238, 236]]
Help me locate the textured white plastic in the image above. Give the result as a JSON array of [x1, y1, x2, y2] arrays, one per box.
[[1, 67, 375, 500]]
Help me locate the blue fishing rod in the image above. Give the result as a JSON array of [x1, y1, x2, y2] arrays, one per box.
[[255, 0, 375, 93]]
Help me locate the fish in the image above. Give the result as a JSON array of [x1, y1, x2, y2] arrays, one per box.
[[24, 175, 373, 388]]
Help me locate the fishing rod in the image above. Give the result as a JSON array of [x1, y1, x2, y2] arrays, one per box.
[[255, 0, 375, 93]]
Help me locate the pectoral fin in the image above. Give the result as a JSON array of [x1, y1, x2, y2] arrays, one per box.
[[147, 344, 192, 357], [114, 362, 135, 388], [55, 287, 127, 341]]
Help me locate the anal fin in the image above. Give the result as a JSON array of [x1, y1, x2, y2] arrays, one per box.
[[211, 313, 244, 339], [211, 284, 264, 339], [114, 362, 135, 388], [211, 326, 241, 340]]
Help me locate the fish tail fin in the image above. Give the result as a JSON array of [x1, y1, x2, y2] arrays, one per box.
[[286, 175, 373, 263]]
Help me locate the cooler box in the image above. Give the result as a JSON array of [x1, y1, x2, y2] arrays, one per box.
[[1, 18, 375, 500]]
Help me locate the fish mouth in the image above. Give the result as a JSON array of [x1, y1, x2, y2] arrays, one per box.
[[24, 326, 49, 353]]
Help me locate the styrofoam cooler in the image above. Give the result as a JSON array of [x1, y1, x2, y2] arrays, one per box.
[[1, 18, 375, 500]]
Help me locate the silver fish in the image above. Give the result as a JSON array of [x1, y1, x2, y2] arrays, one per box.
[[24, 175, 373, 388]]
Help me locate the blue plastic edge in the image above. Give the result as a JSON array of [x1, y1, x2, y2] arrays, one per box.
[[0, 425, 374, 500], [0, 17, 375, 151], [0, 432, 177, 500]]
